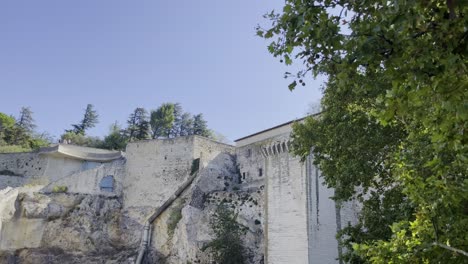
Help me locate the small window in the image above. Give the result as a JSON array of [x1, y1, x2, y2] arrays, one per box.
[[258, 168, 263, 177], [246, 149, 251, 157], [242, 172, 246, 180], [100, 175, 114, 192]]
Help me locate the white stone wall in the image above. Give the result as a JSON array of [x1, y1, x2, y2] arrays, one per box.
[[306, 157, 339, 264], [265, 152, 309, 264], [123, 136, 235, 210], [0, 152, 85, 188], [41, 159, 125, 196], [236, 122, 358, 264], [193, 136, 235, 168], [236, 144, 266, 189], [123, 137, 196, 209], [237, 128, 311, 264], [42, 156, 87, 183], [236, 124, 294, 147], [0, 152, 47, 178]]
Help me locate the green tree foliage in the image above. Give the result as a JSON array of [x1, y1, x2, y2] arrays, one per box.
[[0, 113, 16, 131], [16, 107, 36, 134], [0, 113, 15, 146], [0, 109, 50, 152], [178, 112, 194, 136], [170, 103, 199, 137], [259, 1, 467, 263], [170, 102, 184, 137], [60, 132, 103, 148], [126, 107, 150, 141], [10, 107, 36, 145], [150, 103, 175, 139], [193, 114, 210, 137], [69, 104, 99, 135], [204, 205, 246, 264], [101, 122, 127, 150]]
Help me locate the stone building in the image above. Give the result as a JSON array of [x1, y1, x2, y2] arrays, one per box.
[[0, 119, 358, 264]]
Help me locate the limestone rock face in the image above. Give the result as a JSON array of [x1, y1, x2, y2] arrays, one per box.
[[0, 188, 140, 263], [147, 152, 265, 264], [0, 152, 265, 264]]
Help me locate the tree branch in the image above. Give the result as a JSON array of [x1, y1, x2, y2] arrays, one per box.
[[433, 242, 468, 257]]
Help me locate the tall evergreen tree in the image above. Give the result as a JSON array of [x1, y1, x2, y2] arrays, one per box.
[[178, 112, 194, 136], [150, 103, 175, 139], [69, 104, 99, 135], [16, 107, 36, 134], [12, 107, 36, 145], [170, 103, 183, 137], [192, 114, 210, 137], [126, 108, 149, 141]]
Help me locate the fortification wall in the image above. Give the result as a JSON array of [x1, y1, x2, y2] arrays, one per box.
[[0, 152, 47, 178], [123, 136, 234, 210], [236, 132, 290, 189], [42, 156, 88, 183], [41, 159, 125, 196], [305, 157, 340, 263], [193, 136, 235, 167], [0, 152, 48, 189], [0, 151, 108, 191], [236, 123, 355, 264], [123, 137, 196, 209], [236, 144, 265, 188], [265, 151, 309, 264], [305, 156, 360, 263]]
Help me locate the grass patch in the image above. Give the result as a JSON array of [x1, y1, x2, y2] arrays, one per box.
[[167, 199, 186, 236], [52, 185, 68, 193]]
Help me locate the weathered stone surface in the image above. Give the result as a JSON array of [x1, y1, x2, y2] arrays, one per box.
[[11, 248, 135, 264], [147, 151, 265, 264], [0, 188, 141, 263]]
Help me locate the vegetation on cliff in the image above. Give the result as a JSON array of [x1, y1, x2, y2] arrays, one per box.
[[204, 204, 246, 264]]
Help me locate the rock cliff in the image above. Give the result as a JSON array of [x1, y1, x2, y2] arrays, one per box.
[[0, 153, 264, 264]]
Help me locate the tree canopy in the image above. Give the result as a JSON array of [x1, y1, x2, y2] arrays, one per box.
[[0, 108, 50, 153], [150, 103, 175, 139], [259, 0, 467, 263]]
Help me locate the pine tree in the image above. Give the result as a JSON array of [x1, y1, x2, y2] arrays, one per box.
[[16, 107, 36, 134], [126, 108, 149, 141], [178, 113, 194, 136], [192, 114, 210, 137], [69, 104, 98, 135], [170, 103, 183, 137]]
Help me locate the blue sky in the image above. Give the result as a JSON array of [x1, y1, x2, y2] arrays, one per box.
[[0, 1, 323, 142]]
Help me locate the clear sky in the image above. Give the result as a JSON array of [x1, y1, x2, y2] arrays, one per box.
[[0, 1, 323, 142]]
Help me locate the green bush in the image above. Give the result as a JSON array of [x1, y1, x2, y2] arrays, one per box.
[[52, 186, 68, 193], [167, 208, 183, 236], [204, 205, 246, 264]]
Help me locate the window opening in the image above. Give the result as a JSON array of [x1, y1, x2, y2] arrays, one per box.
[[100, 175, 114, 192]]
